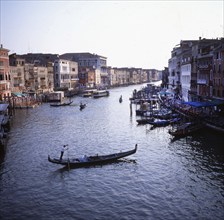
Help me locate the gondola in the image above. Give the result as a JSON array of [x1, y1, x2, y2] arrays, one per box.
[[80, 103, 86, 110], [136, 117, 154, 125], [50, 101, 73, 107], [119, 96, 123, 103], [48, 144, 137, 168], [168, 122, 204, 138], [148, 119, 170, 127]]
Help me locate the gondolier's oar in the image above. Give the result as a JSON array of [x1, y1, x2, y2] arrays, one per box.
[[67, 158, 70, 171], [66, 145, 70, 170]]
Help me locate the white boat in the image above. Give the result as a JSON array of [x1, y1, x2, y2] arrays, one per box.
[[83, 89, 97, 97], [93, 90, 109, 98]]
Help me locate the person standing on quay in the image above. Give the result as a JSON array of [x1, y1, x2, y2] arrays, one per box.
[[60, 144, 68, 160]]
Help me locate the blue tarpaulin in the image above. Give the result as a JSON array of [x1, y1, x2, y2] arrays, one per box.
[[183, 100, 224, 108]]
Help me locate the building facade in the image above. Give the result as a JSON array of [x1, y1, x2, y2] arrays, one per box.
[[212, 39, 224, 100], [0, 45, 11, 100], [9, 54, 26, 92], [53, 59, 78, 90], [168, 38, 224, 102]]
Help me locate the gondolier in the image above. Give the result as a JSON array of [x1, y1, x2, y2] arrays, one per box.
[[60, 144, 68, 160]]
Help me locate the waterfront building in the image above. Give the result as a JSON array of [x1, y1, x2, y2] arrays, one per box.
[[60, 53, 107, 87], [46, 62, 54, 92], [149, 69, 161, 82], [69, 60, 79, 91], [136, 68, 144, 84], [168, 37, 223, 102], [0, 44, 11, 101], [79, 67, 91, 88], [9, 54, 26, 93], [190, 44, 198, 101], [168, 45, 181, 89], [161, 67, 169, 89], [20, 53, 58, 93], [9, 53, 57, 94], [180, 51, 192, 101], [212, 39, 224, 101], [53, 59, 79, 91], [78, 67, 99, 88], [60, 52, 107, 70], [128, 68, 138, 84], [113, 68, 129, 86], [109, 67, 150, 86], [107, 67, 117, 87], [24, 63, 35, 92], [192, 38, 220, 101], [20, 53, 59, 67], [142, 69, 151, 83], [33, 66, 49, 93], [106, 67, 113, 87], [100, 66, 110, 88], [168, 40, 198, 99]]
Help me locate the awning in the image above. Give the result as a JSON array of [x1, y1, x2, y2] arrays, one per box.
[[0, 103, 9, 112], [12, 92, 27, 97], [183, 100, 224, 108]]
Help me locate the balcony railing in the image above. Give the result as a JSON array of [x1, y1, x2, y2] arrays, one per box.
[[197, 79, 207, 84], [0, 80, 8, 84]]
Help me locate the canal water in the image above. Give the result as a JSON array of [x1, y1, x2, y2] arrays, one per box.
[[0, 84, 224, 220]]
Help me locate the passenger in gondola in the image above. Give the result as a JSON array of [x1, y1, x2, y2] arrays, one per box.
[[60, 144, 68, 160]]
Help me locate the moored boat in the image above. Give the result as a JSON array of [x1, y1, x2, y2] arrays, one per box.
[[83, 89, 97, 97], [93, 90, 109, 98], [148, 119, 170, 127], [50, 101, 73, 107], [48, 144, 137, 168], [168, 122, 204, 137], [136, 117, 154, 125]]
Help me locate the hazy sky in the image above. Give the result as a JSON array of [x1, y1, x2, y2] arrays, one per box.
[[1, 0, 223, 70]]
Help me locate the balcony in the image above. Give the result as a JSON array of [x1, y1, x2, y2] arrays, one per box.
[[70, 78, 79, 81], [197, 79, 207, 84], [0, 80, 8, 84]]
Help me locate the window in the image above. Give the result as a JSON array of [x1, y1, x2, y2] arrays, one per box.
[[216, 53, 219, 59], [218, 65, 221, 73], [62, 66, 67, 72]]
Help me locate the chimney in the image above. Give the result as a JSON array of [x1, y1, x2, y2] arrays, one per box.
[[0, 44, 2, 48]]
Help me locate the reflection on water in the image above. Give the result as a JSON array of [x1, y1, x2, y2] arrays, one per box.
[[0, 84, 224, 220]]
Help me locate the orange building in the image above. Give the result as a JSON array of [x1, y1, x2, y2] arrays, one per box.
[[0, 44, 11, 100]]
